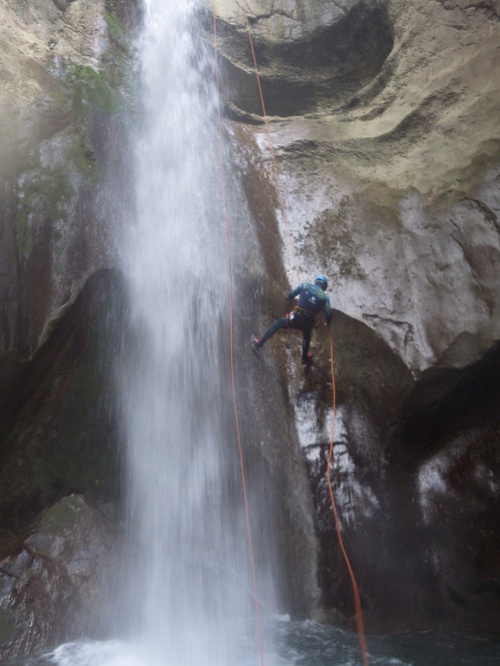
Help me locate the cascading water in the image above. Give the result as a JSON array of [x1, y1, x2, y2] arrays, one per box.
[[117, 0, 270, 663], [17, 3, 279, 665]]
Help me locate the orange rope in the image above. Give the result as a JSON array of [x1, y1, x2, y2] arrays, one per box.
[[243, 10, 300, 285], [327, 332, 369, 666], [212, 6, 265, 666], [244, 10, 370, 666]]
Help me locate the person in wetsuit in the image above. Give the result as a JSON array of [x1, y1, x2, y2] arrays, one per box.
[[253, 275, 332, 364]]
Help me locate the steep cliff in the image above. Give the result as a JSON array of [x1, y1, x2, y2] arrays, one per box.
[[209, 0, 500, 635]]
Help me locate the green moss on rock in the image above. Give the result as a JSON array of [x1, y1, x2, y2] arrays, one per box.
[[65, 132, 99, 182], [33, 495, 85, 537], [104, 11, 130, 55], [66, 64, 119, 120]]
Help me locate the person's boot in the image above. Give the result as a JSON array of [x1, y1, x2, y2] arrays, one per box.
[[302, 351, 313, 365], [252, 335, 262, 351]]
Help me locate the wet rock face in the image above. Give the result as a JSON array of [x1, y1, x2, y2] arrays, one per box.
[[283, 281, 500, 635], [0, 269, 126, 658], [210, 0, 500, 370], [0, 494, 119, 660], [387, 342, 500, 634], [0, 0, 497, 652], [211, 0, 500, 634], [0, 0, 137, 656], [0, 270, 126, 546]]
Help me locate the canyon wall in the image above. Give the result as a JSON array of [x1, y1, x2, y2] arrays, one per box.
[[0, 0, 499, 658], [209, 0, 500, 634]]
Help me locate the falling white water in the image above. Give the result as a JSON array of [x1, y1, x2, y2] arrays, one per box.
[[116, 1, 268, 665], [22, 3, 279, 666]]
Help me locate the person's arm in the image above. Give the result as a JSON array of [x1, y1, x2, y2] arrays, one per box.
[[287, 283, 304, 300], [324, 296, 332, 326]]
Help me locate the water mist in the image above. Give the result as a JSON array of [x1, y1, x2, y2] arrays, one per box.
[[118, 1, 272, 664]]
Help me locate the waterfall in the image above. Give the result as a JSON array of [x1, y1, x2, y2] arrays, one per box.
[[117, 1, 271, 664]]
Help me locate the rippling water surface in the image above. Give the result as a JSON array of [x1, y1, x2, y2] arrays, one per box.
[[16, 617, 500, 666]]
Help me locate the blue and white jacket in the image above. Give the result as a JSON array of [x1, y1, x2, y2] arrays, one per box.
[[288, 282, 332, 325]]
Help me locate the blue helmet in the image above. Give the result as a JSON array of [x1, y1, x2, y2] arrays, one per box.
[[314, 275, 328, 291]]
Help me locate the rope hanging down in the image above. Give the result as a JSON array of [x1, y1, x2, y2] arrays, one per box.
[[243, 10, 370, 666], [212, 5, 265, 666], [327, 335, 369, 666], [243, 10, 300, 285]]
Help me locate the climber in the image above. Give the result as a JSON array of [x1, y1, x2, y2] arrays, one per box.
[[252, 275, 332, 364]]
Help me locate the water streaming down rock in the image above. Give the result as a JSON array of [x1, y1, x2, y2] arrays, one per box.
[[118, 1, 271, 663]]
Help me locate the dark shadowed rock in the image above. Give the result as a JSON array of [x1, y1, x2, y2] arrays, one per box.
[[209, 0, 394, 117], [0, 270, 126, 545], [0, 494, 119, 660]]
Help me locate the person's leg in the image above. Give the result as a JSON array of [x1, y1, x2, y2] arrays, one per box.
[[301, 328, 312, 363], [254, 316, 288, 348], [288, 313, 313, 363]]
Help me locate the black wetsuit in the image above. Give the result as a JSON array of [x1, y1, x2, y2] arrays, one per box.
[[257, 282, 332, 362]]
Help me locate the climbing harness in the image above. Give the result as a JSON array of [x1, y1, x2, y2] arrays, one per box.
[[292, 305, 314, 318]]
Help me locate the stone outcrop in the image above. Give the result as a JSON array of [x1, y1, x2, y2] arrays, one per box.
[[0, 270, 125, 540], [0, 270, 126, 658], [0, 494, 119, 660], [211, 0, 500, 370]]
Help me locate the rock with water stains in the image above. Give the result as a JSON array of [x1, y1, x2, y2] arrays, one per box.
[[0, 270, 126, 658]]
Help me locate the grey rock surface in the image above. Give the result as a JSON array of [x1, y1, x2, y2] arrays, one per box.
[[0, 494, 119, 660], [210, 0, 500, 370]]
